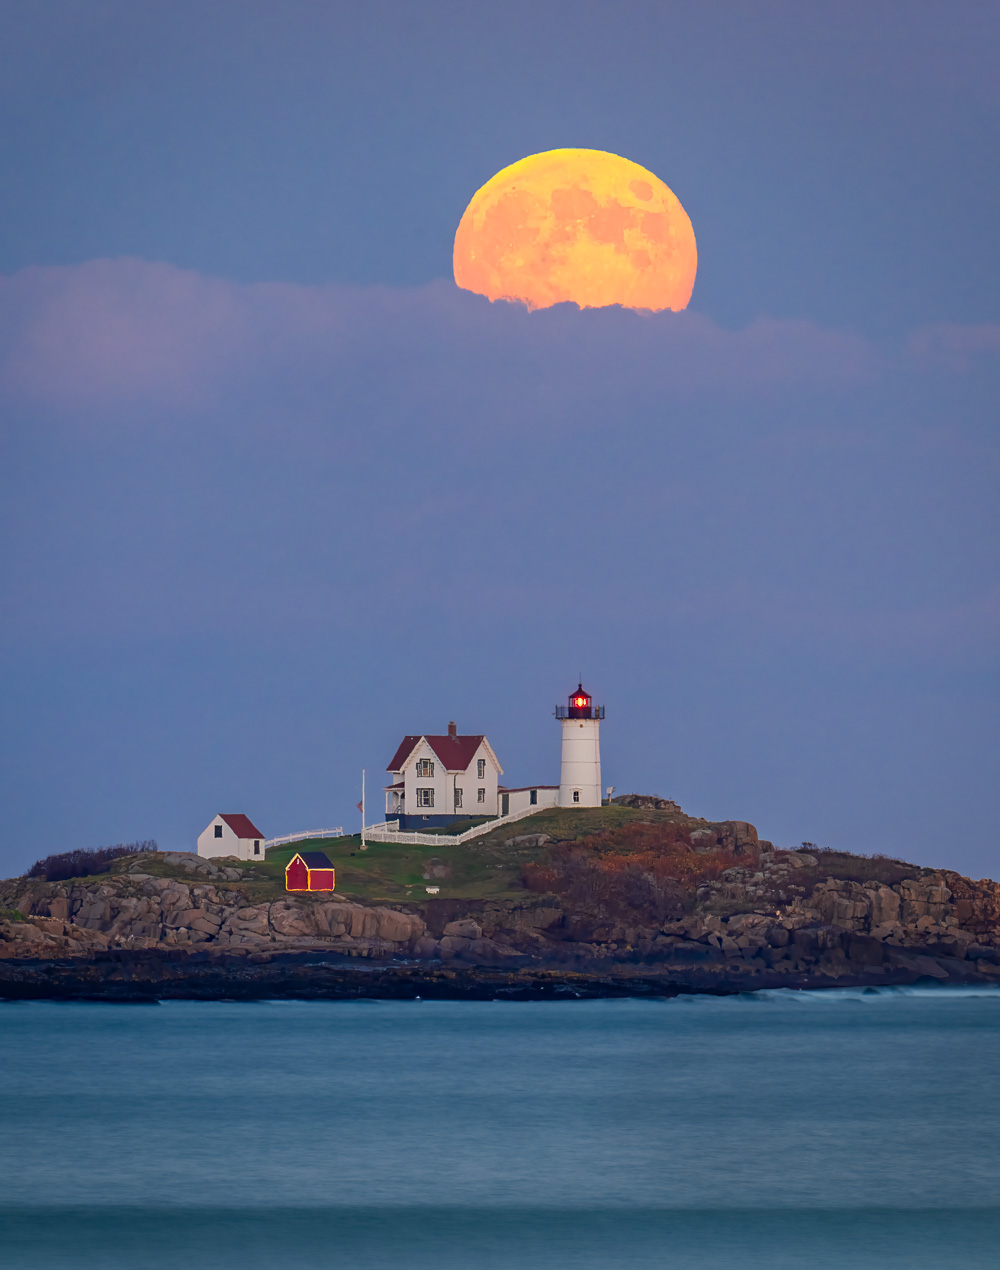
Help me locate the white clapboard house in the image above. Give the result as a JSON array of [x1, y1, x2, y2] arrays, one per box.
[[384, 724, 506, 829], [197, 813, 266, 861], [384, 723, 560, 828]]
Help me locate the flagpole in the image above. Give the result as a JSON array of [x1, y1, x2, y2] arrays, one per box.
[[361, 768, 367, 850]]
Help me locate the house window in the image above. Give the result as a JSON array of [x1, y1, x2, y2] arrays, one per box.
[[477, 788, 485, 803], [214, 825, 223, 838], [416, 759, 435, 777], [417, 788, 435, 808], [530, 789, 537, 805], [454, 787, 463, 809], [573, 790, 580, 803], [254, 841, 260, 855], [477, 758, 486, 779]]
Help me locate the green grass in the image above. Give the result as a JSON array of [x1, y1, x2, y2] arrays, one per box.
[[259, 808, 699, 903], [410, 816, 496, 836], [263, 834, 524, 903], [470, 804, 697, 851], [0, 811, 932, 921], [258, 807, 707, 903]]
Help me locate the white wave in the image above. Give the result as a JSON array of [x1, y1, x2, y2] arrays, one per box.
[[670, 984, 1000, 1005]]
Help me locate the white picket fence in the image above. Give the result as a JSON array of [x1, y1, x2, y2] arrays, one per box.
[[264, 802, 547, 852], [362, 802, 544, 847], [263, 827, 344, 849]]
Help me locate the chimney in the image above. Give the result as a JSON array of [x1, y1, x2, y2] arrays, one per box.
[[448, 721, 457, 738]]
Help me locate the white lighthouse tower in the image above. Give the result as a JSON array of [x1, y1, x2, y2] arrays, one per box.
[[555, 682, 604, 808]]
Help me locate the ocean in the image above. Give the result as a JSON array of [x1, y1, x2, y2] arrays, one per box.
[[2, 987, 999, 1268]]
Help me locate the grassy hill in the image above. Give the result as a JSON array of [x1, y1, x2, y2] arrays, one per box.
[[3, 804, 763, 910], [262, 833, 517, 903], [261, 805, 707, 904]]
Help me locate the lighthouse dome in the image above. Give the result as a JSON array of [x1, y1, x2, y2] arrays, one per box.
[[555, 683, 604, 720]]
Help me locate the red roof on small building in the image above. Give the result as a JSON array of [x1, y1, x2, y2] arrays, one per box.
[[292, 851, 334, 870], [387, 734, 486, 773], [219, 813, 264, 840]]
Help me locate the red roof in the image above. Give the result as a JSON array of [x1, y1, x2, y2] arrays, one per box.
[[220, 813, 264, 840], [291, 851, 334, 869], [387, 734, 487, 773], [499, 785, 558, 793]]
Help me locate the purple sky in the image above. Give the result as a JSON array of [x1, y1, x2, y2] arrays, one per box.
[[1, 1, 998, 877]]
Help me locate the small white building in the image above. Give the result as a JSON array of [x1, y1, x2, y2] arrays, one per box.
[[385, 724, 503, 829], [499, 785, 559, 816], [197, 813, 266, 861]]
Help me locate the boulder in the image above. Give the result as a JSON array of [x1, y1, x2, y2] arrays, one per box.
[[719, 822, 760, 854], [439, 935, 473, 959], [442, 919, 482, 940], [888, 950, 949, 979], [190, 916, 223, 935], [611, 795, 681, 811], [870, 886, 901, 927], [459, 938, 518, 965], [269, 906, 313, 938], [503, 833, 551, 849], [375, 909, 424, 943]]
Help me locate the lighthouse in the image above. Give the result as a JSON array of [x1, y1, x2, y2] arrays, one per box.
[[555, 683, 604, 808]]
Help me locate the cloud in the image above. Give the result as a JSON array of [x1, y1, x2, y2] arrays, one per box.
[[1, 256, 995, 662], [906, 322, 1000, 373], [0, 257, 888, 419]]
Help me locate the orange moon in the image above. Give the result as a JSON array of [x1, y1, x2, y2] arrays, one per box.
[[453, 148, 696, 312]]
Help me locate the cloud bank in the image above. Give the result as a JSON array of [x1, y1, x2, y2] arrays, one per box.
[[0, 257, 895, 418]]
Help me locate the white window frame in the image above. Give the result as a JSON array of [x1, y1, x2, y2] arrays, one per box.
[[416, 758, 435, 777], [477, 758, 486, 779], [416, 788, 435, 808], [477, 788, 485, 803], [454, 787, 463, 809]]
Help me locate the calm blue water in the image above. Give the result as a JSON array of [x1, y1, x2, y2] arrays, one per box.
[[2, 987, 999, 1268]]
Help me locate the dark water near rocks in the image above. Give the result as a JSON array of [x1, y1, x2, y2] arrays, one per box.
[[2, 987, 999, 1268]]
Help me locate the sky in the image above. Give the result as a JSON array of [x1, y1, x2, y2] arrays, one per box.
[[1, 0, 998, 879]]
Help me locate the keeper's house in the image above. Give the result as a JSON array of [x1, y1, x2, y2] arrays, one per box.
[[385, 723, 503, 830], [285, 851, 336, 892], [197, 813, 265, 861]]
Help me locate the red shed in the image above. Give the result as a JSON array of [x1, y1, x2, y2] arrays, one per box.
[[285, 851, 336, 892]]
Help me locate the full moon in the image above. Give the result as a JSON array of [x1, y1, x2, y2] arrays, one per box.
[[453, 148, 697, 312]]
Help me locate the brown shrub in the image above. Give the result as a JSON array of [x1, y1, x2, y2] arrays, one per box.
[[27, 841, 158, 883], [803, 848, 917, 887], [521, 822, 747, 921]]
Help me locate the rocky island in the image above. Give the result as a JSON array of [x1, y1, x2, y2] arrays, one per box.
[[2, 797, 998, 1000]]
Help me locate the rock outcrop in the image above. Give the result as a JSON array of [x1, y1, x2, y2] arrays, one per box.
[[1, 866, 425, 959], [2, 848, 999, 999]]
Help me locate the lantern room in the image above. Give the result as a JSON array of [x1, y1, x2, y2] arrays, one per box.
[[555, 683, 605, 721]]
